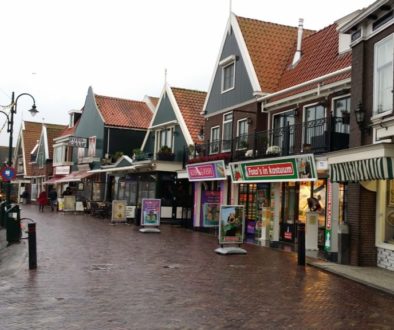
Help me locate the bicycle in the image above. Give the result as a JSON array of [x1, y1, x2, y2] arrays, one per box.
[[20, 217, 35, 240]]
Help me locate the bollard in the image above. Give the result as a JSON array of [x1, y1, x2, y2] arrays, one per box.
[[28, 223, 37, 269], [297, 222, 305, 266]]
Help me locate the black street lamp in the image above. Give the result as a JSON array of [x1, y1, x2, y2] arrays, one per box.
[[1, 92, 38, 204], [0, 92, 37, 243]]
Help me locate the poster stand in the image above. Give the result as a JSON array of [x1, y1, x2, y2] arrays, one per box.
[[139, 198, 161, 234], [215, 205, 247, 255]]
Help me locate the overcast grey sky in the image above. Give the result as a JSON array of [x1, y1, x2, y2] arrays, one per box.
[[0, 0, 373, 146]]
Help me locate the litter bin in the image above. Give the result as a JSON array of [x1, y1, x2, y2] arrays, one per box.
[[6, 204, 21, 244], [0, 201, 7, 228], [338, 223, 350, 265]]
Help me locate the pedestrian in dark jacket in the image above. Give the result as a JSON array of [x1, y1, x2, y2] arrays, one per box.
[[48, 188, 58, 212]]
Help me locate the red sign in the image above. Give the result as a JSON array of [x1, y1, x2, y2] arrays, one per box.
[[1, 166, 16, 181], [326, 180, 332, 230], [245, 162, 294, 177], [284, 230, 292, 240]]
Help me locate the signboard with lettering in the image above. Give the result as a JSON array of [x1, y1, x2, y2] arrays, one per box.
[[141, 199, 161, 226], [229, 154, 317, 183], [54, 166, 70, 175], [186, 160, 226, 181], [69, 136, 88, 148], [1, 166, 16, 181]]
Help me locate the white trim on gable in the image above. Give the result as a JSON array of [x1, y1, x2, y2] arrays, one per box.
[[201, 13, 262, 115]]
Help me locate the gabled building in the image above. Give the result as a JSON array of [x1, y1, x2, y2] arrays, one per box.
[[30, 123, 66, 197], [96, 83, 206, 223], [13, 121, 42, 201], [334, 0, 394, 270], [53, 86, 155, 203]]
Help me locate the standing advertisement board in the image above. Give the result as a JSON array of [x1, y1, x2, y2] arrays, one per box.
[[112, 200, 127, 223], [141, 199, 161, 226], [218, 205, 245, 245]]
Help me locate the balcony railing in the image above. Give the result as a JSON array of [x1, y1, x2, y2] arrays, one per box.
[[186, 116, 349, 164]]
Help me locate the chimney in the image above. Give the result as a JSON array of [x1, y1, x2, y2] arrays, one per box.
[[292, 18, 304, 66]]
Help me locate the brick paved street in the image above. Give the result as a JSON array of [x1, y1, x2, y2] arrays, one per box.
[[0, 205, 393, 330]]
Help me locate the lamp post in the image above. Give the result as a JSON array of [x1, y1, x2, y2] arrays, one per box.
[[0, 92, 37, 243], [4, 92, 38, 204]]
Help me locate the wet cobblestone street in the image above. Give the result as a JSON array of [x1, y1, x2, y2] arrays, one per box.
[[1, 205, 394, 330]]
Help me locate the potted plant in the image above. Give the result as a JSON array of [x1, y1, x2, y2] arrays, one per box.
[[132, 148, 145, 161], [157, 145, 175, 161]]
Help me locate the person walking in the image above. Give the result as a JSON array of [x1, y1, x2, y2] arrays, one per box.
[[37, 189, 48, 212], [48, 187, 58, 212]]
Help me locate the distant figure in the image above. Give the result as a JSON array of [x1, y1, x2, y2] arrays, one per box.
[[48, 188, 58, 212], [62, 187, 72, 197], [20, 189, 30, 204], [37, 189, 48, 212]]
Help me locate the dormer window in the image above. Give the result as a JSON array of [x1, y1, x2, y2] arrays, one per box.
[[374, 34, 393, 116], [220, 55, 236, 93]]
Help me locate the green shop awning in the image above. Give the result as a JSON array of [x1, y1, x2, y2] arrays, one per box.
[[329, 157, 394, 182]]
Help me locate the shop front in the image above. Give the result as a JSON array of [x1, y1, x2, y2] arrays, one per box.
[[229, 154, 324, 248], [186, 160, 228, 231], [329, 143, 394, 270]]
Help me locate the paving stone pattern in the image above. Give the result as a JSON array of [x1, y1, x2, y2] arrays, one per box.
[[0, 205, 394, 330]]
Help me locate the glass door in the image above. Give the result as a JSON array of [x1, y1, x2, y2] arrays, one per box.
[[280, 183, 298, 242]]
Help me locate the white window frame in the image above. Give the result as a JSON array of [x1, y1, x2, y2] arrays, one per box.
[[222, 112, 233, 152], [271, 109, 296, 151], [332, 94, 351, 134], [210, 126, 220, 154], [236, 119, 248, 149], [221, 61, 235, 93], [373, 33, 393, 118], [155, 126, 174, 153], [302, 102, 327, 147]]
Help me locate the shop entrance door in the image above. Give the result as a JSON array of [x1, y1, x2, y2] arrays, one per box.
[[280, 183, 298, 243]]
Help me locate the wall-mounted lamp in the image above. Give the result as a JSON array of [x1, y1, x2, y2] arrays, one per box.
[[247, 117, 253, 125], [354, 102, 365, 128], [294, 108, 299, 116]]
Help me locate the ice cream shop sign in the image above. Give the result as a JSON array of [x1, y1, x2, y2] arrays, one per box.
[[186, 160, 226, 181], [230, 154, 317, 183]]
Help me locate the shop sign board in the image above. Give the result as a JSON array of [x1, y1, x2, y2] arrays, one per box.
[[141, 198, 161, 226], [69, 136, 88, 148], [63, 196, 76, 212], [186, 160, 226, 181], [1, 166, 16, 181], [325, 180, 333, 252], [229, 154, 317, 183], [112, 200, 127, 223], [218, 205, 245, 244], [55, 166, 70, 175]]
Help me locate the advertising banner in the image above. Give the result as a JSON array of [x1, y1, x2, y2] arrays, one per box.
[[141, 199, 161, 226], [186, 160, 226, 181], [63, 196, 76, 212], [69, 136, 88, 148], [218, 205, 245, 244], [112, 200, 127, 222], [229, 154, 317, 183]]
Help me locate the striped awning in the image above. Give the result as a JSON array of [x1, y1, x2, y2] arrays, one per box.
[[329, 157, 394, 182]]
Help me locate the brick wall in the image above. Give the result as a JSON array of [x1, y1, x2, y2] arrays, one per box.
[[347, 183, 376, 266]]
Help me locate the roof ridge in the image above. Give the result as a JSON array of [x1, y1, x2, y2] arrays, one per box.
[[236, 15, 315, 33], [95, 94, 146, 104], [171, 87, 207, 94]]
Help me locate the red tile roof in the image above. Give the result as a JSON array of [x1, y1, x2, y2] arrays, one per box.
[[276, 23, 352, 92], [171, 88, 207, 143], [236, 16, 315, 93], [95, 94, 153, 129]]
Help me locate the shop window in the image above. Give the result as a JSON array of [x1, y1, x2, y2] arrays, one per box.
[[338, 183, 348, 224], [374, 34, 393, 116]]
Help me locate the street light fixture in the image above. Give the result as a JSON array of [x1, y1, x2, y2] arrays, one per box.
[[0, 92, 38, 243]]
